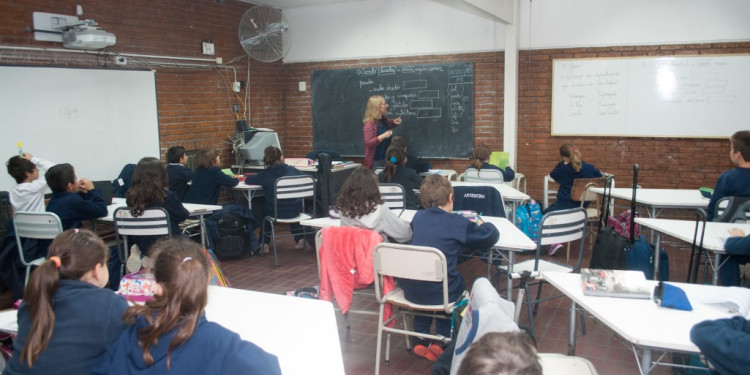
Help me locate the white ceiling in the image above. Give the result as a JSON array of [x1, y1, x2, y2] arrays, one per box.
[[239, 0, 363, 10]]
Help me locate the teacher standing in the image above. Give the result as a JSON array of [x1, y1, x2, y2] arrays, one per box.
[[362, 94, 402, 169]]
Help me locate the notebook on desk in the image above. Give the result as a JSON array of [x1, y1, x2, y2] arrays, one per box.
[[92, 180, 114, 205]]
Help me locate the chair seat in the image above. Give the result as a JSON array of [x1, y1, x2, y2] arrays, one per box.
[[506, 259, 574, 275], [267, 212, 313, 224], [538, 353, 598, 375], [384, 287, 458, 313]]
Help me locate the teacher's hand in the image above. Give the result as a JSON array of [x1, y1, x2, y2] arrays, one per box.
[[379, 130, 393, 141], [394, 117, 402, 125]]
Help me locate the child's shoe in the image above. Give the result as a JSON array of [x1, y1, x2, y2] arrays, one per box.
[[412, 342, 438, 362], [428, 342, 445, 357], [548, 243, 563, 256], [126, 244, 142, 273], [259, 244, 270, 256], [295, 238, 306, 250]]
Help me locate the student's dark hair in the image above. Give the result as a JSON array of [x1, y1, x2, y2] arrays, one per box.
[[473, 144, 491, 170], [166, 146, 186, 164], [21, 229, 108, 367], [336, 167, 383, 218], [44, 163, 75, 193], [382, 146, 407, 183], [127, 157, 168, 217], [559, 143, 582, 172], [457, 332, 542, 375], [390, 136, 407, 151], [195, 148, 219, 169], [731, 130, 750, 162], [419, 174, 453, 208], [263, 145, 283, 167], [123, 238, 209, 369], [6, 156, 36, 184]]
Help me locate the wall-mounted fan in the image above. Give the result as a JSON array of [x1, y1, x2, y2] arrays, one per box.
[[238, 6, 291, 63]]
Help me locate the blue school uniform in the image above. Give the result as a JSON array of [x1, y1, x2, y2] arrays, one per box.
[[547, 161, 602, 213], [690, 316, 750, 375], [166, 163, 193, 201], [183, 167, 238, 205], [46, 189, 108, 230], [706, 167, 750, 221]]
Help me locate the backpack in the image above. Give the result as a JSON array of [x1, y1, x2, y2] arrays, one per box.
[[515, 200, 542, 241], [214, 213, 251, 261]]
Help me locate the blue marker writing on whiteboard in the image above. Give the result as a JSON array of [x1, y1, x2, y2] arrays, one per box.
[[17, 142, 23, 156]]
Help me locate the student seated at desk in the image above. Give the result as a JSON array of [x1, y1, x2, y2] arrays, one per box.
[[125, 157, 189, 263], [546, 143, 601, 214], [4, 229, 129, 375], [718, 228, 750, 287], [401, 175, 499, 361], [337, 167, 411, 243], [6, 152, 56, 212], [244, 146, 309, 254], [165, 146, 193, 202], [468, 144, 515, 182], [92, 238, 281, 375], [390, 136, 432, 174], [691, 316, 750, 375], [706, 130, 750, 221], [379, 146, 422, 210], [45, 163, 108, 230]]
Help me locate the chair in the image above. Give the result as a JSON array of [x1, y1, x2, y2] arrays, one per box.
[[113, 207, 171, 278], [687, 209, 708, 283], [513, 172, 527, 193], [373, 243, 465, 375], [315, 228, 380, 329], [543, 175, 558, 210], [499, 207, 587, 341], [378, 183, 405, 215], [571, 177, 607, 250], [261, 175, 316, 266], [13, 211, 63, 286], [713, 196, 750, 222], [464, 167, 506, 183], [373, 167, 384, 175], [453, 185, 505, 218]]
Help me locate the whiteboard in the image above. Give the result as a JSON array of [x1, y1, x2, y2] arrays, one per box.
[[552, 55, 750, 138], [0, 66, 160, 191]]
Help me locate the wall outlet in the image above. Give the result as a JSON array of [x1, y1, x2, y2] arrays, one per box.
[[298, 81, 306, 91], [232, 82, 241, 92], [202, 41, 215, 55]]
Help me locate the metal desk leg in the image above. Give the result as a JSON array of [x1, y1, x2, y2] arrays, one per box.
[[713, 252, 720, 285], [653, 232, 662, 281], [640, 348, 653, 375], [199, 215, 207, 248], [568, 300, 577, 355], [507, 252, 515, 302]]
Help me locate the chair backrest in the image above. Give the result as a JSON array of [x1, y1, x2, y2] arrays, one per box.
[[571, 177, 606, 204], [378, 183, 405, 213], [714, 196, 750, 223], [543, 175, 557, 210], [374, 167, 384, 175], [113, 207, 172, 237], [13, 211, 63, 264], [453, 185, 506, 218], [464, 168, 505, 183], [273, 175, 316, 216], [536, 207, 588, 270], [373, 243, 449, 309]]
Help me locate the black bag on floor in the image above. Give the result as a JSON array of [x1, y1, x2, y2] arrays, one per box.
[[214, 213, 251, 261], [588, 172, 629, 270]]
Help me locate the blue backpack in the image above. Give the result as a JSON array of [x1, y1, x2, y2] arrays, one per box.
[[515, 200, 542, 241]]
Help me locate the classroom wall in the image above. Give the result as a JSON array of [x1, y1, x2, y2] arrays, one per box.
[[0, 0, 284, 168]]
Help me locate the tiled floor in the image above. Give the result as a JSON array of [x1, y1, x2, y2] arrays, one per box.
[[219, 227, 703, 375]]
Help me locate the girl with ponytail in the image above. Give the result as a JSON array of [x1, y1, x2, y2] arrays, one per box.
[[546, 143, 602, 213], [468, 144, 515, 182], [92, 238, 281, 374], [379, 146, 422, 209], [5, 229, 129, 375]]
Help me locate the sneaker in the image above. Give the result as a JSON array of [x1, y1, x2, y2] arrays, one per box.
[[259, 244, 270, 256], [141, 256, 154, 270], [428, 342, 444, 357], [412, 343, 438, 362], [548, 243, 563, 256], [126, 244, 142, 274], [295, 238, 306, 250]]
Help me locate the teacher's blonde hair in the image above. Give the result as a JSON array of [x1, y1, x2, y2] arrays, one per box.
[[362, 95, 385, 123]]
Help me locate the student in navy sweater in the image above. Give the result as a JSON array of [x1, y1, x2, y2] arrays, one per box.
[[718, 228, 750, 286], [245, 146, 309, 254], [126, 157, 189, 258], [165, 146, 193, 202], [379, 146, 422, 210], [691, 316, 750, 375], [468, 144, 515, 182], [403, 174, 499, 362], [706, 131, 750, 221], [546, 143, 602, 214], [92, 238, 281, 375], [4, 229, 129, 375], [44, 163, 108, 230]]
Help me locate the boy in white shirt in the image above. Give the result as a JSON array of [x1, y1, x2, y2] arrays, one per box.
[[6, 152, 55, 212]]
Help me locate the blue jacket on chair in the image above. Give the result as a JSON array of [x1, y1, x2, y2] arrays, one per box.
[[453, 185, 505, 218]]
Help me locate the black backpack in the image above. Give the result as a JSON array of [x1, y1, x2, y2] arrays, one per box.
[[214, 213, 251, 261]]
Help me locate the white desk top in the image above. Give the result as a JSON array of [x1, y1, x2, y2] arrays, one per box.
[[543, 272, 737, 353], [590, 188, 709, 210], [635, 218, 750, 252], [100, 198, 221, 221], [232, 182, 262, 191], [0, 309, 17, 333], [451, 181, 530, 203], [205, 286, 344, 375], [301, 210, 536, 252]]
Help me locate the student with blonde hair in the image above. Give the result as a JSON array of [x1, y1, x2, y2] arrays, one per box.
[[362, 94, 403, 169], [92, 238, 281, 374], [4, 229, 129, 375], [547, 143, 601, 213]]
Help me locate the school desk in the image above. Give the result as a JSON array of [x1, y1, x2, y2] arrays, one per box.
[[543, 271, 738, 375], [419, 169, 458, 180], [590, 188, 709, 218], [300, 210, 536, 300], [635, 218, 750, 284], [205, 285, 344, 375], [101, 198, 221, 248]]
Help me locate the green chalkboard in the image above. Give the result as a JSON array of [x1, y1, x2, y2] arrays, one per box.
[[311, 62, 474, 159]]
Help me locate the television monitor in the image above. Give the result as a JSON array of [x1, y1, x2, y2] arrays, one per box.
[[240, 131, 281, 165]]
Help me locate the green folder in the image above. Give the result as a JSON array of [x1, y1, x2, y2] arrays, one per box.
[[489, 151, 510, 169], [221, 168, 234, 176]]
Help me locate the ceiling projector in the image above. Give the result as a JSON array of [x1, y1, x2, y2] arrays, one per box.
[[61, 21, 116, 50]]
